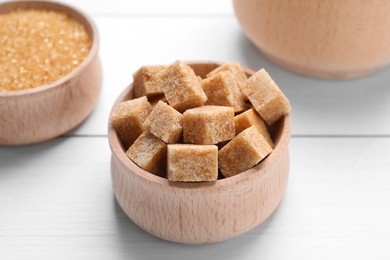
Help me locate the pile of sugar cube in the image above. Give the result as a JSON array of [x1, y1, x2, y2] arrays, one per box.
[[111, 60, 290, 182]]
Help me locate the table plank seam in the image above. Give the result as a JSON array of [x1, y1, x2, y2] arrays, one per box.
[[90, 13, 234, 18], [292, 134, 390, 138], [61, 134, 390, 138]]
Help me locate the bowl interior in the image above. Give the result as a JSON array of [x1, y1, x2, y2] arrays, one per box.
[[108, 62, 290, 188]]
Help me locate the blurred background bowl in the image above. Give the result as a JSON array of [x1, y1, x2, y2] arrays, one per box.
[[233, 0, 390, 79]]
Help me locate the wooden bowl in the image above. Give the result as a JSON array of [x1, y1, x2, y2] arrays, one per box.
[[233, 0, 390, 79], [108, 62, 291, 244], [0, 0, 102, 145]]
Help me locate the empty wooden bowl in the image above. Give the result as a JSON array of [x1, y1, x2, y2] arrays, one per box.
[[0, 0, 102, 145], [233, 0, 390, 79], [108, 62, 291, 244]]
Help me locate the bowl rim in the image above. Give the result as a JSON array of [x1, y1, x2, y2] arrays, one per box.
[[108, 62, 291, 190], [0, 0, 99, 96]]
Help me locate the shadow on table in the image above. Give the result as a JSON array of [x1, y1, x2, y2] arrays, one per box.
[[236, 32, 390, 136], [112, 195, 286, 260], [0, 137, 68, 175]]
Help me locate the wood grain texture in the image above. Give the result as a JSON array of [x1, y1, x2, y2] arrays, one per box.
[[0, 0, 102, 145], [108, 62, 291, 244], [233, 0, 390, 78]]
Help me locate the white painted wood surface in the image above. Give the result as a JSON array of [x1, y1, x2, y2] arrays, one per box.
[[1, 138, 389, 259], [1, 1, 390, 259]]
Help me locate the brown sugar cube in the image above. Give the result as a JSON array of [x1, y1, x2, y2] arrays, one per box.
[[202, 71, 246, 113], [207, 61, 247, 86], [183, 106, 235, 145], [219, 126, 273, 178], [133, 65, 167, 98], [167, 144, 218, 182], [238, 102, 253, 114], [110, 96, 152, 149], [217, 140, 229, 150], [240, 69, 291, 125], [207, 61, 248, 100], [160, 60, 207, 112], [126, 132, 167, 177], [144, 101, 183, 144], [149, 95, 167, 108], [234, 108, 274, 148]]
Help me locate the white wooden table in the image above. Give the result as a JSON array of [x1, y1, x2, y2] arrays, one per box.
[[1, 1, 390, 259]]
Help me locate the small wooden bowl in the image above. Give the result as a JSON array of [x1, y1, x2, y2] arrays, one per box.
[[0, 0, 102, 145], [108, 62, 291, 244]]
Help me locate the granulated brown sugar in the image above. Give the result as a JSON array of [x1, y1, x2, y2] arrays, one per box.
[[0, 9, 91, 91]]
